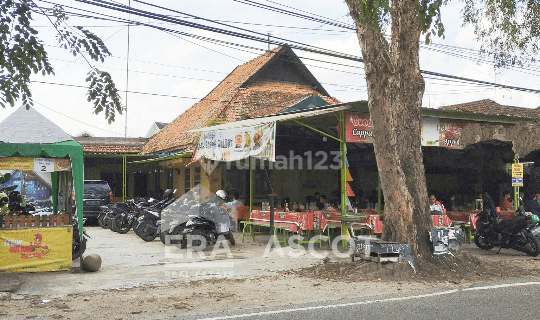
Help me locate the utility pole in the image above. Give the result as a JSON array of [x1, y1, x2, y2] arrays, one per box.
[[267, 33, 270, 51], [125, 0, 131, 138]]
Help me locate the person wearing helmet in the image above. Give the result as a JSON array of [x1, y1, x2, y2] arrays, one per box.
[[215, 190, 228, 202], [529, 214, 539, 226]]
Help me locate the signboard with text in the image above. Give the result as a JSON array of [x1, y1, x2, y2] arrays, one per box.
[[344, 113, 373, 143], [192, 122, 276, 162], [512, 163, 524, 177], [0, 227, 72, 272]]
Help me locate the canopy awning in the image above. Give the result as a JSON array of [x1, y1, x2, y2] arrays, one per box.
[[187, 103, 356, 133]]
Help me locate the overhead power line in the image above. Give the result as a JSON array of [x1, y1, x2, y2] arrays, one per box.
[[67, 0, 540, 96]]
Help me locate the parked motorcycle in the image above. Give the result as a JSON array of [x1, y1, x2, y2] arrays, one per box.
[[135, 189, 177, 242], [72, 214, 90, 260], [474, 193, 540, 257], [162, 190, 235, 248]]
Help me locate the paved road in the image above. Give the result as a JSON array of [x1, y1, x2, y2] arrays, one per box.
[[183, 281, 540, 320]]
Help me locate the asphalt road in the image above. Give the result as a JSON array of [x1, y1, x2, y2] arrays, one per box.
[[182, 281, 540, 320]]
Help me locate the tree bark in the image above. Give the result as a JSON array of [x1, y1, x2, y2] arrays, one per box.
[[347, 0, 433, 256]]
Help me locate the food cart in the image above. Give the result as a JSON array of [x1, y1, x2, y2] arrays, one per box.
[[0, 106, 84, 272]]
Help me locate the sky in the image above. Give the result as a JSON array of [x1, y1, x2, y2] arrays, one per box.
[[1, 0, 539, 138]]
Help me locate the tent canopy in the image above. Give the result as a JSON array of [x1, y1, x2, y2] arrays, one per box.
[[0, 106, 84, 236]]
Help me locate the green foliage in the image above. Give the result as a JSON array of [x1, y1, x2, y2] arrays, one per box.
[[205, 117, 226, 127], [353, 0, 447, 43], [462, 0, 540, 67], [416, 0, 447, 44], [86, 69, 122, 124], [355, 0, 392, 34], [0, 1, 122, 122], [0, 0, 54, 108]]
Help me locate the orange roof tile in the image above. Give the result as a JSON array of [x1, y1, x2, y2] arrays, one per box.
[[142, 45, 340, 154], [74, 137, 148, 154], [439, 99, 539, 118]]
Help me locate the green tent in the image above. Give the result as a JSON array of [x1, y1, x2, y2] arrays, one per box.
[[0, 106, 84, 236]]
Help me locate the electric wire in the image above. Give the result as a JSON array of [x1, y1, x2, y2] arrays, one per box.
[[67, 0, 540, 95], [33, 100, 123, 135]]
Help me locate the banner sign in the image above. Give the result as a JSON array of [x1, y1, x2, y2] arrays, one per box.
[[192, 122, 276, 162], [0, 158, 33, 171], [421, 118, 467, 149], [0, 227, 72, 272], [512, 163, 524, 178], [438, 119, 466, 149], [0, 157, 71, 171], [345, 113, 373, 143]]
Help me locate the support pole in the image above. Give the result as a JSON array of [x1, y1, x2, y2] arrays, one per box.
[[514, 159, 520, 211], [123, 155, 126, 202], [249, 157, 254, 216], [339, 111, 348, 250]]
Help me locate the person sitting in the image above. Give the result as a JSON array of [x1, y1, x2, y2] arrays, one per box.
[[318, 195, 333, 210], [225, 192, 243, 214], [499, 191, 513, 211], [224, 192, 242, 232], [524, 192, 540, 216], [429, 194, 446, 215]]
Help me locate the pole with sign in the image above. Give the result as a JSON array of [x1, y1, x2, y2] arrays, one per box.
[[512, 160, 524, 210]]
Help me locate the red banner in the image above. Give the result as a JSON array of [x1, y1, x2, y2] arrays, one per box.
[[344, 113, 373, 143]]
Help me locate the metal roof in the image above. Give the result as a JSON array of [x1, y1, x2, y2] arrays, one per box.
[[0, 106, 73, 144]]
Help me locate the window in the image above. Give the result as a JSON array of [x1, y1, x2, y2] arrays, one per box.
[[167, 168, 173, 189], [184, 168, 191, 194], [194, 167, 201, 187]]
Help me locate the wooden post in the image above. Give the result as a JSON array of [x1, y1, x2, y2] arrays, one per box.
[[4, 214, 10, 229], [49, 215, 54, 227], [27, 215, 33, 227], [41, 215, 47, 227], [12, 215, 19, 228], [63, 213, 70, 226], [56, 214, 62, 226], [34, 215, 39, 228], [19, 215, 25, 228]]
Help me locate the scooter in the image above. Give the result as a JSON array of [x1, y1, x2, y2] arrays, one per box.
[[134, 189, 177, 241], [72, 214, 90, 260], [181, 206, 236, 248], [474, 193, 540, 257]]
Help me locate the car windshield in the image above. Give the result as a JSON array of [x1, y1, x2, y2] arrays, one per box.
[[84, 182, 109, 193]]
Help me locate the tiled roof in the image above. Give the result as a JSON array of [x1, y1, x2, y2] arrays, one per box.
[[74, 137, 149, 154], [439, 99, 540, 119], [142, 45, 340, 154]]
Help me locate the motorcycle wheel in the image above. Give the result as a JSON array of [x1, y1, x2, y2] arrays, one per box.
[[523, 234, 540, 257], [138, 222, 158, 242], [102, 216, 113, 229], [72, 238, 86, 260], [189, 229, 205, 248], [133, 220, 142, 237], [227, 231, 235, 246], [110, 216, 120, 232], [113, 215, 131, 234], [160, 231, 170, 245], [474, 234, 494, 250], [97, 214, 107, 229]]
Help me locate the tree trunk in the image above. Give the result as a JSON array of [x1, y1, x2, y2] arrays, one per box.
[[347, 0, 433, 256]]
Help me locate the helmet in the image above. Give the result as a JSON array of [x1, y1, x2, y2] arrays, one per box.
[[529, 214, 539, 225], [215, 190, 228, 201]]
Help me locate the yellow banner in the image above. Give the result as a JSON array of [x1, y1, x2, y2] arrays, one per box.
[[0, 157, 33, 171], [512, 163, 523, 178], [0, 227, 72, 272]]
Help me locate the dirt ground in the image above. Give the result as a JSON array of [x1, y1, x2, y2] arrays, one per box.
[[2, 228, 540, 319]]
